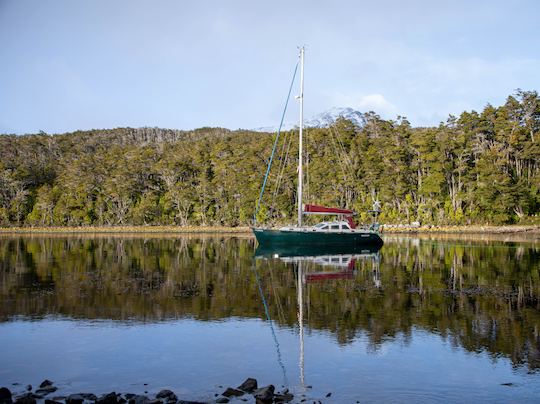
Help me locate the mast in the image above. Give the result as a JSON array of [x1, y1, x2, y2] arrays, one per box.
[[297, 46, 305, 227]]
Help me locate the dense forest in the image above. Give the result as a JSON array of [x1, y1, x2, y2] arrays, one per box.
[[1, 90, 539, 227]]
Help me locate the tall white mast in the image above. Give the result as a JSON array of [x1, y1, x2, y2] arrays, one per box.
[[297, 46, 305, 227]]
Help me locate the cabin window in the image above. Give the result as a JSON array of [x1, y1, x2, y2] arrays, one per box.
[[330, 225, 340, 229], [320, 225, 328, 230], [341, 224, 350, 229]]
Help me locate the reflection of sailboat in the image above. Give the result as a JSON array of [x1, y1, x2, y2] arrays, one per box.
[[255, 243, 382, 259], [257, 244, 382, 286], [256, 244, 383, 389]]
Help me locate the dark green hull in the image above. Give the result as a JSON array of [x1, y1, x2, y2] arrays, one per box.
[[252, 227, 384, 248]]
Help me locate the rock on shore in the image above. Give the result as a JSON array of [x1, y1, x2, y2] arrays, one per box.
[[3, 377, 303, 404]]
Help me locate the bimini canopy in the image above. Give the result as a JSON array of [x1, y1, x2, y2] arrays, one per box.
[[303, 204, 355, 215]]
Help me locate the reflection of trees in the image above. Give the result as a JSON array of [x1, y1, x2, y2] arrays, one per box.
[[0, 235, 539, 369]]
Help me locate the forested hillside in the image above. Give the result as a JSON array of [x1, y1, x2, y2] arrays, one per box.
[[1, 90, 539, 227]]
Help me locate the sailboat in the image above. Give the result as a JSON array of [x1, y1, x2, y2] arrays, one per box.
[[253, 47, 383, 248]]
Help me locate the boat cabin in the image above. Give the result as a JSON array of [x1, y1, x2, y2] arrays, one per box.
[[313, 221, 352, 231], [279, 220, 355, 232]]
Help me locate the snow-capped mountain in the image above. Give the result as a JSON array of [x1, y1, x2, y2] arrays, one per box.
[[254, 107, 365, 132], [306, 107, 365, 128]]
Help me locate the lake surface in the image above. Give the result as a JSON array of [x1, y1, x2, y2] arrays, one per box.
[[1, 233, 540, 403]]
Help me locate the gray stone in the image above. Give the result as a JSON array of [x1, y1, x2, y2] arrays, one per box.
[[81, 394, 98, 401], [39, 381, 53, 389], [215, 398, 229, 404], [253, 385, 274, 403], [14, 393, 37, 404], [66, 394, 84, 404], [97, 392, 118, 404], [237, 378, 257, 393], [156, 390, 177, 402], [0, 387, 12, 404], [45, 400, 62, 404], [177, 402, 207, 404], [129, 395, 150, 404], [221, 388, 243, 398], [35, 386, 57, 396], [274, 392, 294, 403]]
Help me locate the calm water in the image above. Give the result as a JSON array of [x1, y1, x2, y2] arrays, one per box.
[[1, 233, 540, 403]]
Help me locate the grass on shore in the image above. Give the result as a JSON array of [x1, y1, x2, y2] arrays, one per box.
[[0, 225, 252, 234], [0, 224, 539, 234], [382, 224, 540, 234]]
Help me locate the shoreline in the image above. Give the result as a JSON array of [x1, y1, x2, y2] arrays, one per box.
[[381, 224, 540, 234], [0, 224, 538, 235], [0, 225, 252, 234], [1, 377, 299, 404]]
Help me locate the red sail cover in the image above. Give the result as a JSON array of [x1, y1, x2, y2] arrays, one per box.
[[303, 204, 354, 215]]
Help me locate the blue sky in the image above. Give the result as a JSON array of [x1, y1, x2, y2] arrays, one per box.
[[1, 0, 539, 134]]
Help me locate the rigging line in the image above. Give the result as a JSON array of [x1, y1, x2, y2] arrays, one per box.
[[305, 127, 310, 204], [268, 265, 286, 324], [252, 259, 289, 387], [331, 125, 355, 177], [328, 127, 350, 183], [254, 60, 300, 224], [271, 130, 291, 202], [272, 130, 294, 204], [272, 130, 289, 196]]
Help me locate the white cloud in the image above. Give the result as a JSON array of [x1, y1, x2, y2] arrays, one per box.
[[357, 94, 397, 115]]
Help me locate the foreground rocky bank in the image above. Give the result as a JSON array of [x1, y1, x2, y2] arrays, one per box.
[[0, 379, 337, 404]]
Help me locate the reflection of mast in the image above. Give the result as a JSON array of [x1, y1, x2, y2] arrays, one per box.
[[252, 261, 288, 386], [297, 261, 305, 387], [372, 252, 381, 288]]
